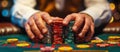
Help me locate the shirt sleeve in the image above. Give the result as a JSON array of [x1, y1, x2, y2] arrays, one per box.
[[81, 0, 112, 27], [11, 0, 40, 27]]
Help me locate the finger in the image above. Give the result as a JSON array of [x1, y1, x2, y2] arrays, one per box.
[[28, 17, 43, 39], [34, 14, 48, 34], [63, 14, 75, 26], [52, 17, 63, 23], [78, 17, 89, 38], [72, 14, 84, 32], [25, 23, 35, 39], [85, 23, 94, 42], [40, 12, 52, 24], [52, 17, 63, 21]]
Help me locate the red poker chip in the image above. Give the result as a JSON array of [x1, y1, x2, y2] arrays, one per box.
[[53, 26, 62, 29], [96, 43, 109, 47], [26, 45, 31, 48], [109, 44, 115, 46], [40, 46, 55, 52], [53, 22, 62, 24], [117, 44, 120, 46]]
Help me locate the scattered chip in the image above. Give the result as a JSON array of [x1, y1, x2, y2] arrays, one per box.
[[96, 43, 109, 47], [7, 38, 18, 44], [40, 46, 55, 52], [16, 41, 30, 47], [107, 41, 119, 44], [108, 36, 120, 39], [76, 44, 90, 48], [0, 40, 6, 45], [109, 44, 115, 46], [91, 40, 104, 43], [117, 44, 120, 46], [58, 46, 73, 52]]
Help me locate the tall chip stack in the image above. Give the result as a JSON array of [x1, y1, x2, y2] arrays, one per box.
[[42, 24, 52, 44], [64, 21, 74, 44], [74, 25, 85, 44], [75, 34, 85, 44], [52, 18, 63, 44], [32, 36, 42, 43]]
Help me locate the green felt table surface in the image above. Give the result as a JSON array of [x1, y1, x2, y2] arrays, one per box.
[[0, 34, 120, 52]]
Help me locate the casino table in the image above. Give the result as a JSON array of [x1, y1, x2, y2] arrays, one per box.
[[0, 33, 120, 52]]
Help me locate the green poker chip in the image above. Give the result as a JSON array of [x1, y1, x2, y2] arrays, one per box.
[[0, 40, 6, 45], [64, 21, 75, 44]]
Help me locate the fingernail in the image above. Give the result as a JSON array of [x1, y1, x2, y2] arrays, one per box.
[[31, 36, 34, 39], [79, 33, 82, 37], [48, 20, 52, 24], [63, 21, 67, 25], [72, 26, 77, 31], [42, 29, 48, 34], [40, 35, 43, 39]]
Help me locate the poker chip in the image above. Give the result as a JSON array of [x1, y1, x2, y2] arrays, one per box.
[[109, 44, 115, 46], [40, 46, 55, 52], [52, 19, 63, 44], [7, 38, 18, 44], [91, 40, 104, 43], [0, 40, 6, 45], [58, 46, 73, 52], [42, 24, 52, 44], [107, 41, 119, 44], [108, 36, 120, 44], [65, 21, 74, 44], [117, 44, 120, 46], [76, 44, 90, 48], [16, 41, 30, 47], [96, 43, 109, 47], [108, 36, 120, 39]]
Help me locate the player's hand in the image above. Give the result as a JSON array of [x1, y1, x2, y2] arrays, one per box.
[[63, 13, 94, 42], [24, 12, 52, 40]]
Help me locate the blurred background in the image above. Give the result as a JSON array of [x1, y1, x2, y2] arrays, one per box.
[[0, 0, 13, 22], [0, 0, 119, 22]]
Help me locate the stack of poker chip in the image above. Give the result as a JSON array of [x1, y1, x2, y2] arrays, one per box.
[[52, 18, 63, 44], [42, 24, 52, 44], [75, 32, 84, 44], [64, 21, 74, 44], [107, 36, 120, 44], [32, 36, 42, 43]]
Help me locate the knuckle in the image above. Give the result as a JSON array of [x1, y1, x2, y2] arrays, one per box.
[[25, 28, 29, 31], [31, 27, 37, 31], [36, 20, 41, 25], [66, 15, 71, 18], [41, 12, 48, 15], [72, 13, 77, 15], [82, 29, 88, 32], [28, 21, 34, 26]]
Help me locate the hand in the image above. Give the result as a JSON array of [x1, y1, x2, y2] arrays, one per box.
[[63, 13, 94, 42], [24, 12, 52, 40]]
